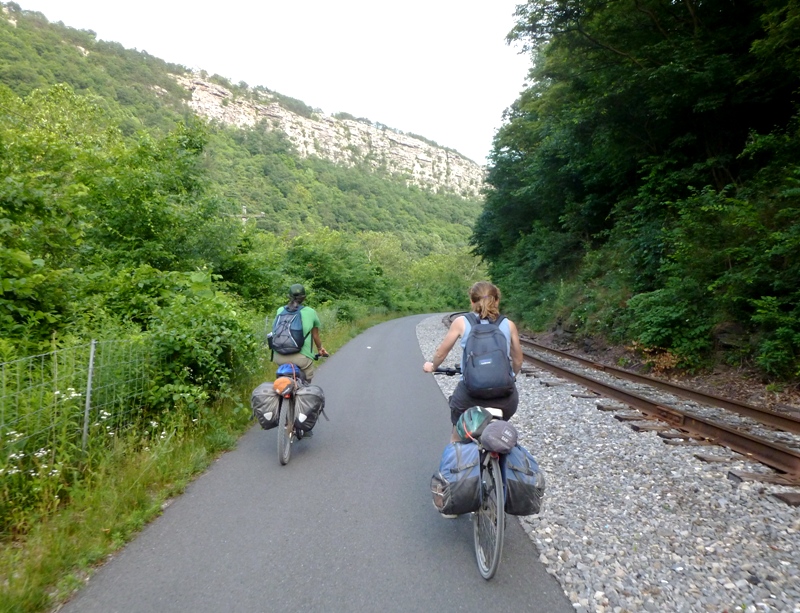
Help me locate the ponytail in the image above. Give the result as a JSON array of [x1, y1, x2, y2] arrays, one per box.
[[469, 281, 501, 321]]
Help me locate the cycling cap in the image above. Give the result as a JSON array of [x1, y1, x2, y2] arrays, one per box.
[[289, 283, 306, 298]]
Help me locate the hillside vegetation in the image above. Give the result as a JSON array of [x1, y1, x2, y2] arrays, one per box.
[[0, 6, 485, 596], [0, 1, 486, 365], [475, 0, 800, 379]]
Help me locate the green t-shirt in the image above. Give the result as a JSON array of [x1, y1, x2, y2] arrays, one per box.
[[275, 305, 321, 359]]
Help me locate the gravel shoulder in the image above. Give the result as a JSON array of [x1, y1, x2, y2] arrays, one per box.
[[417, 315, 800, 613]]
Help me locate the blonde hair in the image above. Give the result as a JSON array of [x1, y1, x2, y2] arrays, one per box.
[[469, 281, 501, 320]]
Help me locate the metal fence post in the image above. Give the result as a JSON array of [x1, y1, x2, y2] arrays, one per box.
[[82, 340, 97, 452]]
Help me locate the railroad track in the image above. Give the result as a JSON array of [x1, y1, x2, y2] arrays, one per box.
[[442, 313, 800, 505]]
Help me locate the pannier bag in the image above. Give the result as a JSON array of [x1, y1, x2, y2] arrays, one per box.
[[480, 420, 518, 454], [503, 444, 546, 516], [461, 313, 515, 399], [455, 406, 494, 442], [431, 442, 482, 515], [294, 384, 325, 432], [270, 306, 309, 355], [250, 382, 282, 430]]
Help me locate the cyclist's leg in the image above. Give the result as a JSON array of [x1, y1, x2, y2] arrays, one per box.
[[448, 382, 474, 442], [499, 386, 519, 422]]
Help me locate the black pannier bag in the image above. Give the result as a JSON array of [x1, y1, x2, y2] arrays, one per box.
[[294, 384, 325, 432], [502, 444, 546, 516], [430, 442, 482, 515], [251, 382, 281, 430]]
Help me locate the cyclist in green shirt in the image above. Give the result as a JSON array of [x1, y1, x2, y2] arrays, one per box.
[[272, 284, 329, 381]]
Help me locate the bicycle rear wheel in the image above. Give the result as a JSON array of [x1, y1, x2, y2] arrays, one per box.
[[473, 454, 505, 579], [277, 397, 293, 465]]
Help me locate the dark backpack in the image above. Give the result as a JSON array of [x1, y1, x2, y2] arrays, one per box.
[[269, 306, 309, 355], [461, 313, 515, 399]]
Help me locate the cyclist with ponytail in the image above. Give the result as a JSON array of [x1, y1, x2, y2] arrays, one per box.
[[423, 281, 523, 440]]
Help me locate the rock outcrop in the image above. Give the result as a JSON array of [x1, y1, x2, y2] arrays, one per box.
[[173, 75, 484, 198]]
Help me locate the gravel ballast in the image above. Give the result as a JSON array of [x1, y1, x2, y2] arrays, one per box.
[[417, 315, 800, 613]]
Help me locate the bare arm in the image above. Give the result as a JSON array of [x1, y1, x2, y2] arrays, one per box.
[[311, 328, 328, 357], [508, 320, 523, 375], [423, 316, 465, 372]]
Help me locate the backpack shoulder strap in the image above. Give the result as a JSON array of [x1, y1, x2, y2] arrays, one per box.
[[465, 312, 480, 326], [494, 314, 506, 326]]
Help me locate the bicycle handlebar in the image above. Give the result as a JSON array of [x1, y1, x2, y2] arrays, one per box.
[[434, 366, 461, 376]]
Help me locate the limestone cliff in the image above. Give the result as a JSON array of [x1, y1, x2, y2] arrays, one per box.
[[173, 75, 484, 199]]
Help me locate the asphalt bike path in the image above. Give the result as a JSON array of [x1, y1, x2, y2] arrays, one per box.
[[61, 315, 573, 613]]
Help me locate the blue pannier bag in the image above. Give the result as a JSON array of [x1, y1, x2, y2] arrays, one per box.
[[502, 444, 545, 516], [430, 442, 481, 515]]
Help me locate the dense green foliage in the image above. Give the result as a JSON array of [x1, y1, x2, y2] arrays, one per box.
[[0, 5, 486, 606], [474, 0, 800, 376], [0, 3, 484, 360], [0, 1, 485, 571], [0, 0, 485, 495]]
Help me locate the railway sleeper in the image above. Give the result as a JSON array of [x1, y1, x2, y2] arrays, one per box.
[[727, 470, 800, 487], [727, 472, 800, 507], [596, 402, 627, 412]]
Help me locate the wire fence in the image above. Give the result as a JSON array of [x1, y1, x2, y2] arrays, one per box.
[[1, 338, 154, 471]]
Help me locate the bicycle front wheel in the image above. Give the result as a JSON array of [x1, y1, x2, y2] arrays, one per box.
[[277, 397, 293, 465], [473, 455, 505, 579]]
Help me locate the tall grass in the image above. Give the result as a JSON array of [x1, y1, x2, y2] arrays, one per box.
[[0, 310, 397, 613]]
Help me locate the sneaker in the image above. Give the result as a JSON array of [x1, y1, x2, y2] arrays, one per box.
[[432, 500, 459, 518]]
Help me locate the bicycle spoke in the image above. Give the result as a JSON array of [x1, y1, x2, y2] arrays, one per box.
[[473, 455, 504, 579], [278, 398, 293, 465]]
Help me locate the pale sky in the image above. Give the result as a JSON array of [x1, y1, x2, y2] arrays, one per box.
[[14, 1, 531, 165]]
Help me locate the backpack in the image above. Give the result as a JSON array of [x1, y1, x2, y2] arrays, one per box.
[[502, 444, 546, 516], [461, 312, 515, 399], [269, 306, 309, 355], [430, 442, 482, 515]]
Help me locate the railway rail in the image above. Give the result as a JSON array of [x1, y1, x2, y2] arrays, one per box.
[[442, 312, 800, 505]]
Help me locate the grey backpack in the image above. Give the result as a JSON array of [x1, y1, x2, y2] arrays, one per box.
[[269, 306, 309, 355], [461, 313, 515, 399]]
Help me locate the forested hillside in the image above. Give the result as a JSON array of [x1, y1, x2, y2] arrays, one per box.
[[475, 0, 800, 379], [0, 2, 486, 368], [0, 6, 487, 577]]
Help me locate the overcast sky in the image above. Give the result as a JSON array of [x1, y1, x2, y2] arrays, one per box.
[[15, 1, 531, 164]]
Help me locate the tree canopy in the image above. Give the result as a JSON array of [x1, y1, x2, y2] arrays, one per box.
[[473, 0, 800, 376]]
